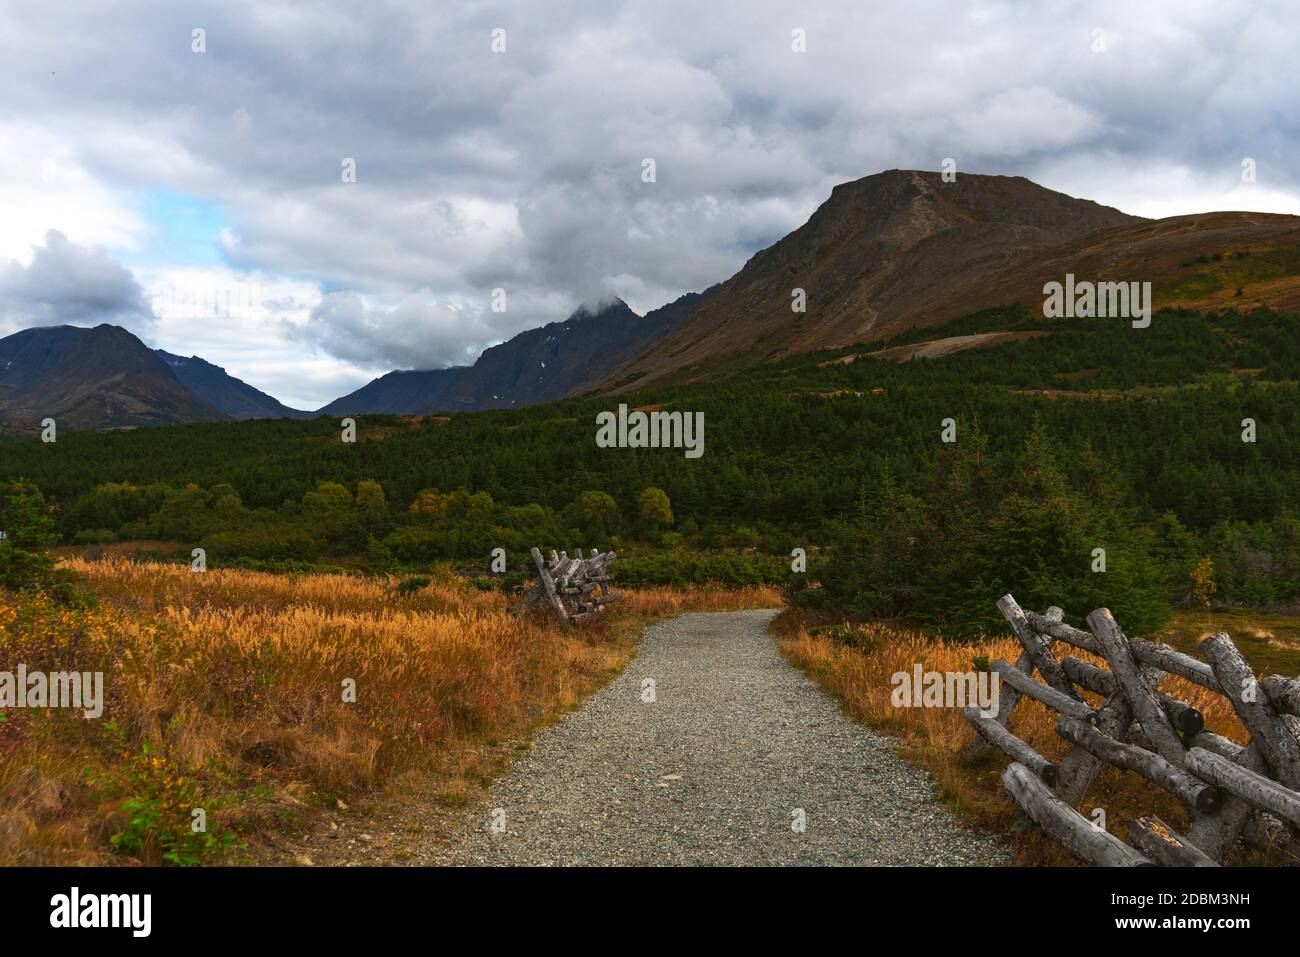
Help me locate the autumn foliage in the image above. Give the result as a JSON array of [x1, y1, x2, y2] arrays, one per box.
[[0, 559, 778, 865]]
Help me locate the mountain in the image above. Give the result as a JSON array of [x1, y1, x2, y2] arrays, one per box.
[[0, 294, 706, 428], [604, 171, 1300, 392], [599, 169, 1147, 391], [319, 293, 707, 415], [440, 293, 705, 410], [0, 324, 227, 431], [10, 172, 1300, 432], [316, 367, 469, 416], [156, 350, 311, 420]]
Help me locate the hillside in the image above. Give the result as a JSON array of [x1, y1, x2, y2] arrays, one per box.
[[600, 171, 1300, 393], [441, 293, 706, 410], [960, 211, 1300, 319], [7, 174, 1300, 430], [600, 170, 1143, 390], [0, 324, 227, 431], [157, 350, 311, 420], [326, 294, 707, 415], [7, 305, 1296, 509], [317, 367, 469, 416]]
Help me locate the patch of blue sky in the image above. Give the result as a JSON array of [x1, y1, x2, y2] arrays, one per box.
[[119, 189, 230, 268]]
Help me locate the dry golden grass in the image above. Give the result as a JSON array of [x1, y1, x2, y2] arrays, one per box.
[[770, 610, 1288, 865], [0, 560, 779, 866], [616, 582, 783, 617]]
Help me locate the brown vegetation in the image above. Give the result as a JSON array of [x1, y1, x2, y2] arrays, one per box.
[[770, 608, 1295, 865], [0, 560, 779, 865]]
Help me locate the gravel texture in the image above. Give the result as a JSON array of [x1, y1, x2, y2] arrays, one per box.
[[417, 609, 1009, 866]]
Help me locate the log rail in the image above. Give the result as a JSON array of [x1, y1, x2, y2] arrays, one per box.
[[520, 547, 621, 624], [970, 594, 1300, 866]]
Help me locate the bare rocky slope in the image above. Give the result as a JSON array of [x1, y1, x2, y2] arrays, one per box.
[[599, 170, 1300, 393], [315, 293, 709, 415], [600, 169, 1145, 391]]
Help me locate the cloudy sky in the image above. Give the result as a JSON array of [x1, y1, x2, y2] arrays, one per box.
[[2, 0, 1297, 408]]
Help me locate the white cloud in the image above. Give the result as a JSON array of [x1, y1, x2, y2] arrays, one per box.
[[1032, 154, 1300, 221], [0, 122, 150, 262], [0, 230, 155, 336], [947, 88, 1101, 158]]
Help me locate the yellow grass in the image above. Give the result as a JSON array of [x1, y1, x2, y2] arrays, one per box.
[[771, 611, 1289, 865], [0, 560, 779, 865]]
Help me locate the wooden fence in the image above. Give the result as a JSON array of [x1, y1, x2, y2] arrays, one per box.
[[520, 547, 621, 624], [966, 595, 1300, 866]]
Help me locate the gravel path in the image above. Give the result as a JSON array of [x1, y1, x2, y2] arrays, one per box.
[[418, 609, 1009, 866]]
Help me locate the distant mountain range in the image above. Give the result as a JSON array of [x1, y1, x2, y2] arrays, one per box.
[[315, 367, 468, 416], [4, 169, 1300, 431], [157, 350, 313, 421], [600, 169, 1141, 390], [317, 292, 708, 415], [0, 294, 710, 429]]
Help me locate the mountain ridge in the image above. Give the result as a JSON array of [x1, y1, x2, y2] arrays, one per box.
[[156, 350, 312, 420], [317, 292, 711, 415], [598, 168, 1148, 391], [0, 324, 228, 431], [316, 366, 469, 416], [7, 169, 1300, 430], [437, 292, 707, 411]]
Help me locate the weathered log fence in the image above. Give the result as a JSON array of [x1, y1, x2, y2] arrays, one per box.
[[967, 594, 1300, 866], [520, 547, 621, 625]]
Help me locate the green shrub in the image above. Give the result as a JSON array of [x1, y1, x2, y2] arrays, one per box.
[[0, 478, 84, 603]]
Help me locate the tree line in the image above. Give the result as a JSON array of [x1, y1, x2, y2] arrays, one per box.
[[2, 306, 1297, 634]]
